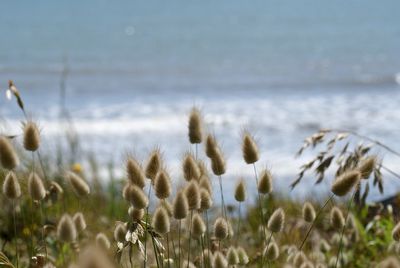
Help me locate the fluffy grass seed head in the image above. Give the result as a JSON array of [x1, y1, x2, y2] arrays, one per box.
[[57, 214, 77, 243], [127, 184, 149, 209], [264, 242, 279, 261], [126, 157, 146, 188], [154, 170, 171, 199], [23, 121, 40, 151], [73, 212, 87, 233], [302, 202, 316, 223], [214, 217, 228, 240], [268, 208, 285, 233], [330, 207, 345, 230], [293, 251, 307, 267], [331, 170, 361, 196], [211, 148, 226, 176], [183, 153, 201, 181], [159, 199, 173, 217], [205, 134, 218, 159], [242, 132, 259, 164], [3, 171, 21, 199], [0, 136, 19, 170], [173, 190, 189, 220], [358, 156, 376, 179], [392, 222, 400, 241], [153, 206, 170, 234], [145, 149, 162, 182], [234, 179, 246, 202], [227, 247, 239, 265], [203, 250, 215, 268], [114, 224, 127, 243], [237, 247, 249, 265], [67, 171, 90, 197], [185, 181, 201, 210], [214, 252, 228, 268], [258, 169, 273, 194], [377, 257, 400, 268], [192, 213, 206, 238], [200, 188, 213, 210], [28, 172, 46, 201], [128, 206, 145, 221], [96, 233, 111, 250], [188, 107, 203, 144], [199, 175, 212, 194]]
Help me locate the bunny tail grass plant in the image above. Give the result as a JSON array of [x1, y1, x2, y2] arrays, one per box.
[[182, 153, 201, 181], [0, 136, 19, 170], [188, 107, 203, 159], [126, 157, 146, 188], [3, 171, 21, 268], [234, 179, 246, 245], [185, 181, 200, 268], [173, 190, 188, 268], [143, 149, 162, 268], [265, 208, 285, 266]]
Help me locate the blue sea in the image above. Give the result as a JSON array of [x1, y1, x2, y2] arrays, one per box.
[[0, 0, 400, 202]]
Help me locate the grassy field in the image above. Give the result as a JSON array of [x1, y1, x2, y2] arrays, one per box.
[[1, 81, 400, 268]]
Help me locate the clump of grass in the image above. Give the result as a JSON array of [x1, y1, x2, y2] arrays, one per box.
[[2, 93, 400, 267]]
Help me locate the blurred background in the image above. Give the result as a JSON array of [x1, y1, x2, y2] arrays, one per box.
[[0, 0, 400, 201]]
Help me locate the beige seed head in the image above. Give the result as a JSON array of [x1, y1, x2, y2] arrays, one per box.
[[302, 202, 316, 223], [214, 217, 228, 240], [182, 153, 201, 181], [152, 206, 170, 234], [234, 179, 246, 202], [173, 190, 188, 220], [192, 213, 206, 238], [73, 212, 87, 233], [2, 171, 21, 199], [214, 251, 228, 268], [199, 175, 212, 194], [28, 172, 46, 201], [205, 134, 218, 159], [154, 170, 171, 199], [114, 224, 127, 243], [358, 156, 376, 179], [197, 160, 209, 177], [200, 188, 213, 210], [185, 181, 201, 210], [57, 214, 77, 242], [237, 246, 249, 265], [258, 169, 273, 194], [188, 107, 203, 144], [127, 184, 149, 209], [203, 250, 215, 268], [0, 136, 19, 170], [211, 149, 226, 176], [267, 208, 285, 233], [96, 233, 111, 250], [128, 206, 145, 222], [331, 170, 361, 196], [126, 157, 146, 188], [23, 121, 40, 151], [293, 251, 307, 267], [67, 172, 90, 197], [145, 149, 162, 182], [330, 207, 345, 230], [392, 222, 400, 241], [227, 247, 239, 265], [264, 242, 279, 261], [242, 133, 259, 164]]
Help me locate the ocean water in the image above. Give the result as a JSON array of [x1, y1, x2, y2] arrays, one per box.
[[1, 0, 400, 202]]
